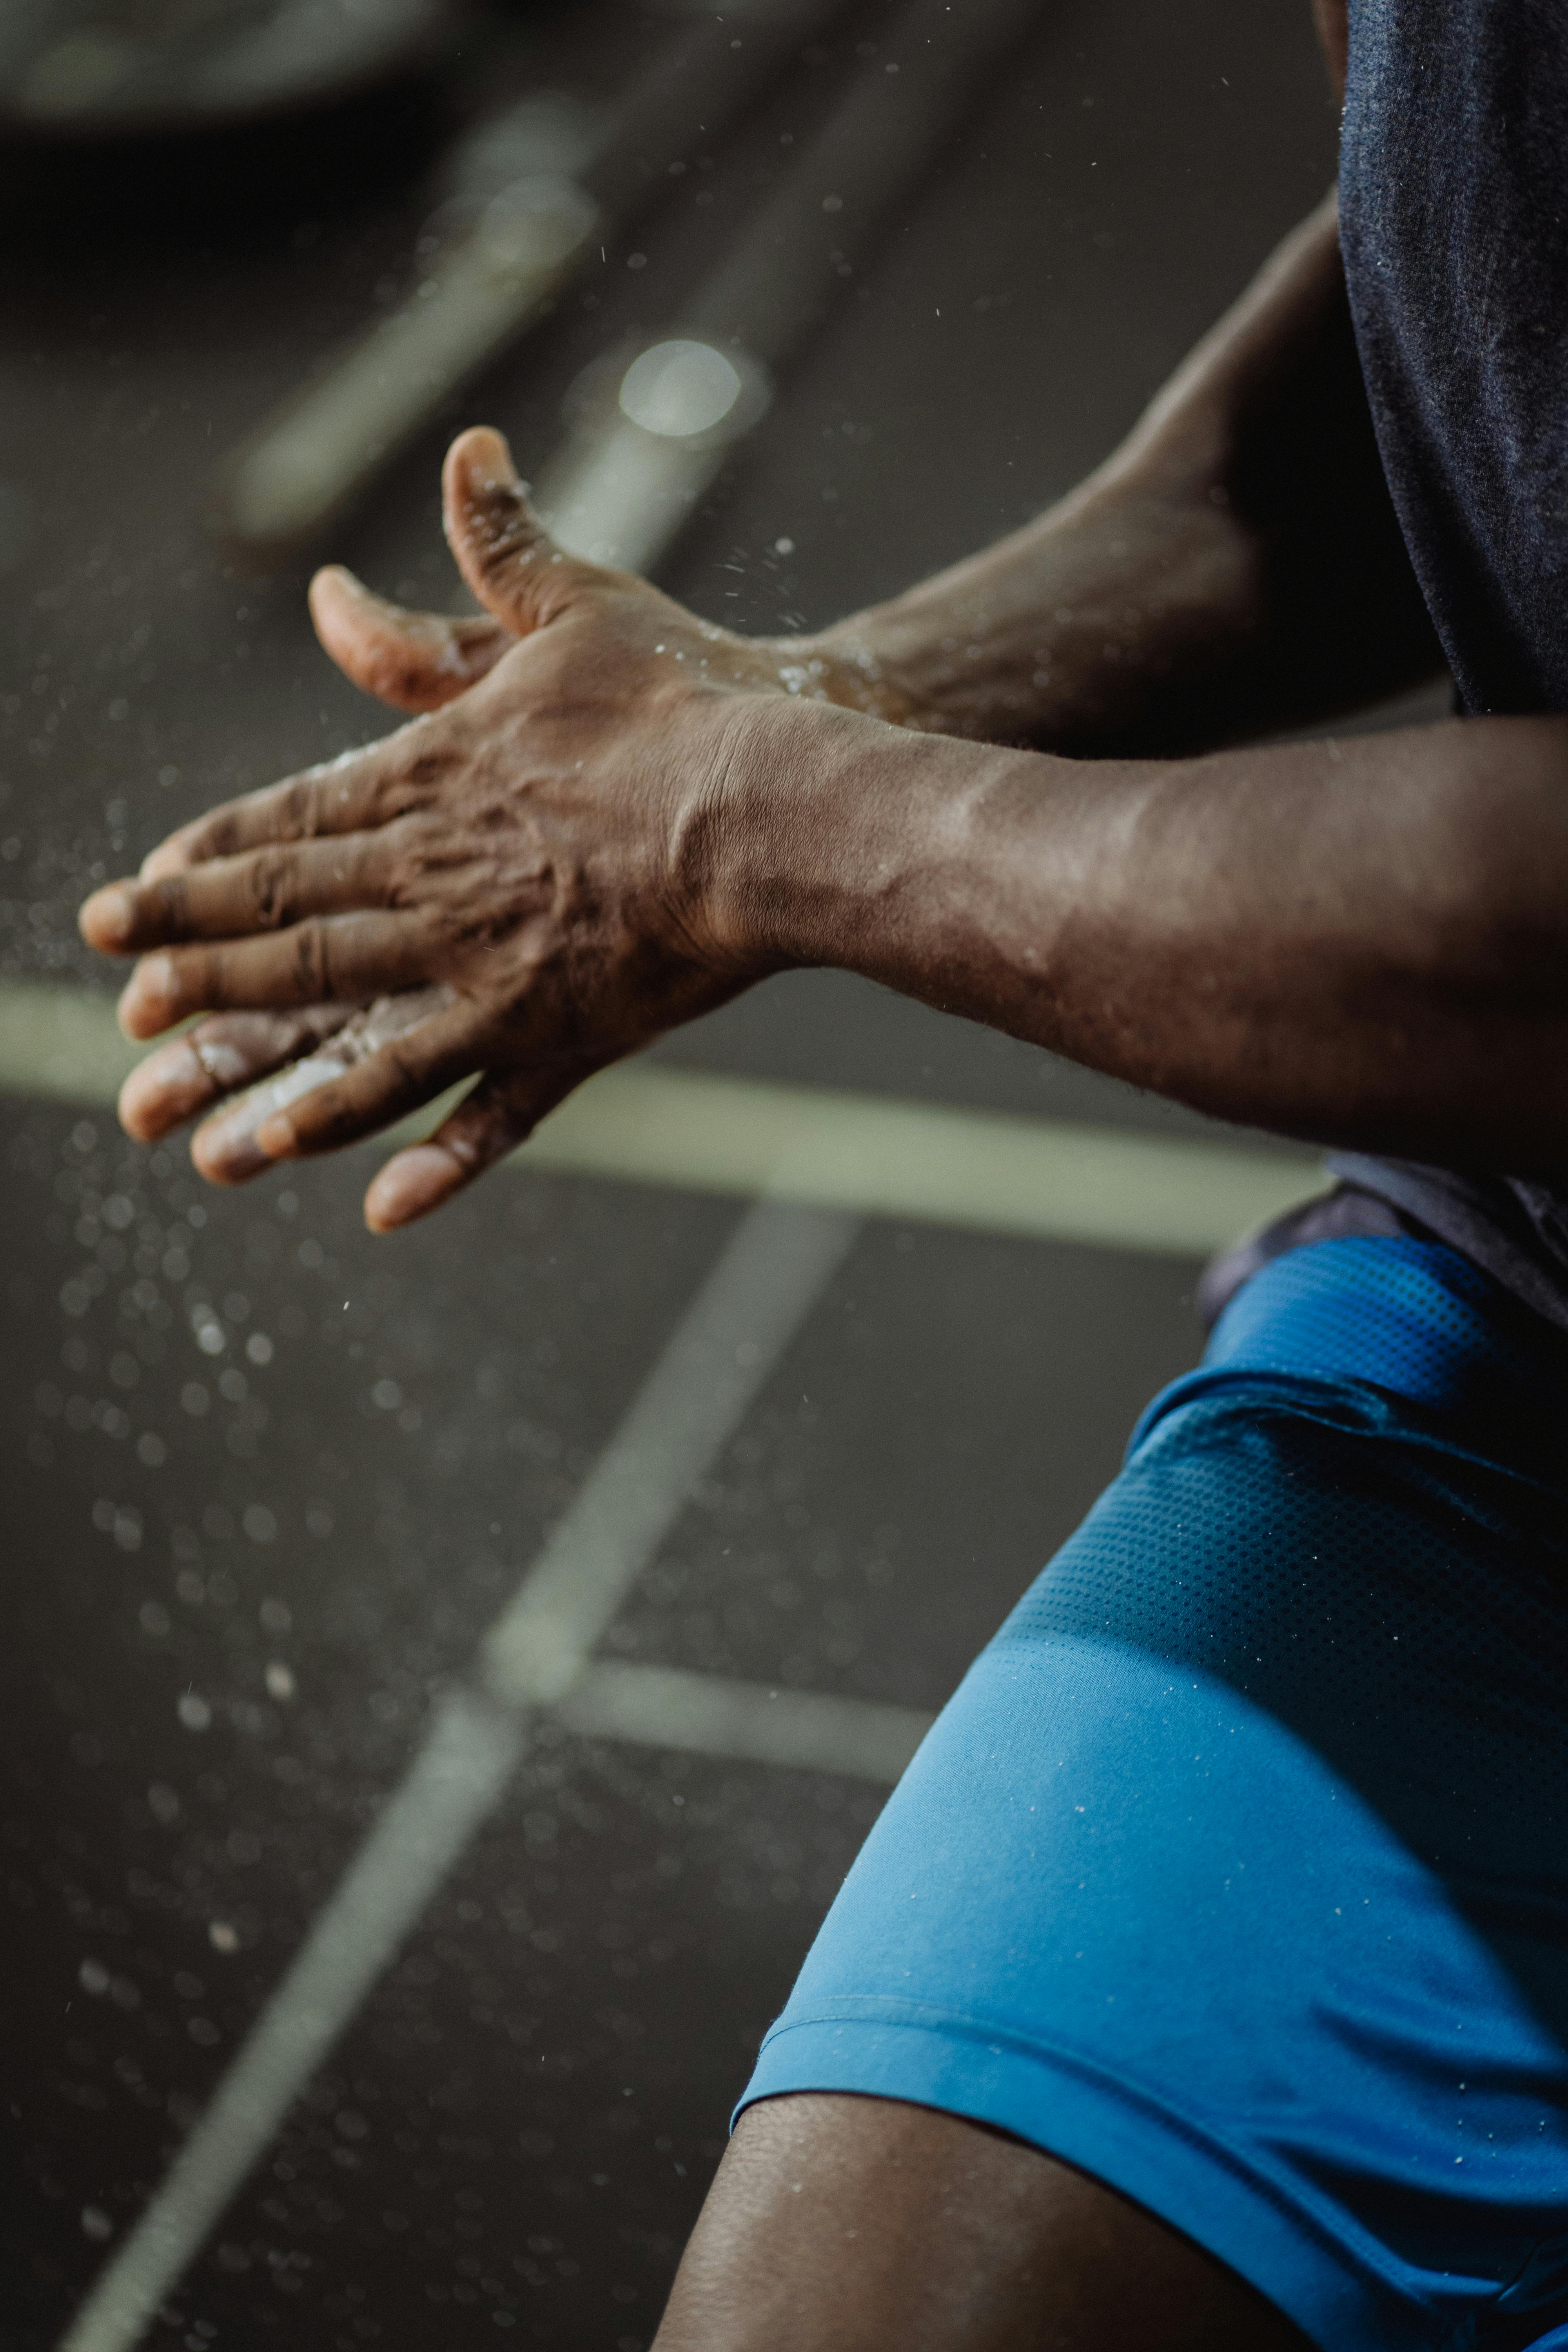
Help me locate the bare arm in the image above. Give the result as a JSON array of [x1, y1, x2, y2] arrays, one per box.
[[83, 190, 1568, 1228], [811, 194, 1442, 756], [713, 690, 1568, 1166]]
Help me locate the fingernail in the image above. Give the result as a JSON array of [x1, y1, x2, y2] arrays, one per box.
[[192, 1109, 271, 1183], [469, 426, 517, 491], [365, 1145, 463, 1230], [119, 1041, 208, 1138], [118, 956, 176, 1038], [253, 1114, 297, 1160], [312, 564, 370, 614], [80, 886, 133, 947]]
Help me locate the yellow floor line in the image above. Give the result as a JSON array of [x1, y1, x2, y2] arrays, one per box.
[[0, 980, 1319, 1257], [560, 1661, 933, 1786]]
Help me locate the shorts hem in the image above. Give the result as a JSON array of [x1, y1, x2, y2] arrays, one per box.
[[736, 2003, 1432, 2352]]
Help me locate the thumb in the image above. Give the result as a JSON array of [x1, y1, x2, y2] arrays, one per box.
[[307, 565, 513, 713], [441, 425, 618, 636]]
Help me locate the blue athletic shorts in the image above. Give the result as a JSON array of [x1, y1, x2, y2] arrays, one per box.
[[738, 1238, 1568, 2352]]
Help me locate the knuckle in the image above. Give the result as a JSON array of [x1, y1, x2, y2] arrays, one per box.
[[489, 1099, 539, 1151], [354, 727, 443, 820], [381, 656, 430, 706], [353, 835, 388, 903], [154, 872, 191, 937], [379, 1040, 424, 1100], [311, 1072, 375, 1149], [302, 1002, 353, 1043], [473, 504, 535, 577], [334, 1015, 381, 1071], [248, 853, 294, 928], [176, 949, 213, 1011], [290, 919, 330, 998], [282, 777, 323, 839], [399, 746, 453, 793], [298, 1095, 347, 1150]]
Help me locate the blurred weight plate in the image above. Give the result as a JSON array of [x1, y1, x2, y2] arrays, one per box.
[[0, 0, 463, 140]]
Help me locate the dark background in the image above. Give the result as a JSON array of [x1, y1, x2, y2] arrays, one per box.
[[0, 4, 1348, 2346]]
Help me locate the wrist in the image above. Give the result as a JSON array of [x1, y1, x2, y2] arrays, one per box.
[[695, 692, 839, 973], [815, 481, 1261, 753], [699, 685, 1053, 987], [742, 628, 926, 733]]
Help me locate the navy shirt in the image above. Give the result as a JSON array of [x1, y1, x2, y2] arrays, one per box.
[[1326, 0, 1568, 1326]]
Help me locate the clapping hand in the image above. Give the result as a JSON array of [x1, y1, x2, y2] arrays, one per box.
[[80, 427, 869, 1230]]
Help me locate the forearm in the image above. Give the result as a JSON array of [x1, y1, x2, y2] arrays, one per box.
[[73, 321, 1462, 1241], [801, 198, 1443, 756], [719, 699, 1568, 1167]]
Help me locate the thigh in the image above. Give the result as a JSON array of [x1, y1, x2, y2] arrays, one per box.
[[654, 2091, 1309, 2352], [725, 1367, 1568, 2348]]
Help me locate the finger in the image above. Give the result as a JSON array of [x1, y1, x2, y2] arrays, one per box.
[[83, 831, 403, 956], [441, 425, 618, 636], [189, 986, 459, 1181], [116, 913, 429, 1038], [130, 737, 422, 886], [364, 1058, 603, 1232], [309, 565, 513, 713], [118, 1005, 355, 1142], [232, 998, 483, 1168]]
